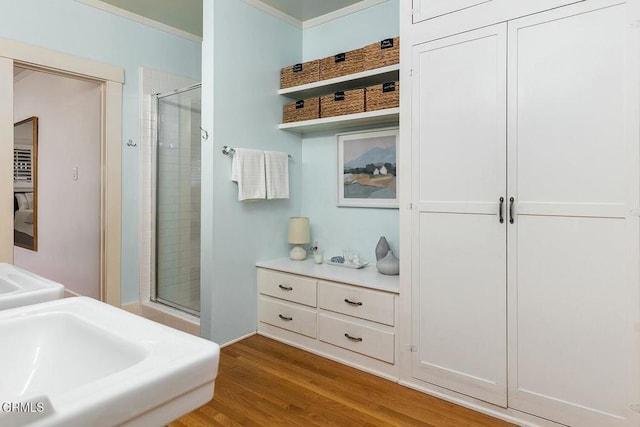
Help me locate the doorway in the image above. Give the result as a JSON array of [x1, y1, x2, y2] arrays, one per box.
[[0, 39, 123, 305], [13, 66, 102, 298]]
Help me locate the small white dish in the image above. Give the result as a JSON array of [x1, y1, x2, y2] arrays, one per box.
[[325, 260, 369, 269]]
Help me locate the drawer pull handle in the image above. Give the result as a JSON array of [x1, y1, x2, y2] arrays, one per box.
[[344, 298, 363, 306], [344, 333, 363, 342], [278, 314, 293, 321], [278, 284, 293, 291]]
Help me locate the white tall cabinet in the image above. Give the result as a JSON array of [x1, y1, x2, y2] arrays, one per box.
[[400, 1, 640, 426]]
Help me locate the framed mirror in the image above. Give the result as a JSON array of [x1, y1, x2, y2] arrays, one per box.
[[13, 116, 38, 251]]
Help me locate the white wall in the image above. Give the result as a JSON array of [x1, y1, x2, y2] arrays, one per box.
[[0, 0, 201, 305], [13, 70, 102, 298]]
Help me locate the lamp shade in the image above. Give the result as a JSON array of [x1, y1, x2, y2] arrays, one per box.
[[288, 217, 310, 244]]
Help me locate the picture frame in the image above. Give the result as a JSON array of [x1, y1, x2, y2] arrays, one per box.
[[337, 127, 399, 208]]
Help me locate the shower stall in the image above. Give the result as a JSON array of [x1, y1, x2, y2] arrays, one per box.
[[152, 84, 201, 316]]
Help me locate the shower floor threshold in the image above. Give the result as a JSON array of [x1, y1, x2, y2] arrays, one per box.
[[155, 297, 200, 318]]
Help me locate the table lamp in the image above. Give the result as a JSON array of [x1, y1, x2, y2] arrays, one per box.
[[288, 217, 310, 260]]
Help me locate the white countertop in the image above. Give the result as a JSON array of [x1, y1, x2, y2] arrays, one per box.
[[256, 258, 400, 294]]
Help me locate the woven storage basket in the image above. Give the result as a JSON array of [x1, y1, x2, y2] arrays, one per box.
[[319, 48, 365, 80], [363, 37, 400, 71], [283, 97, 320, 123], [320, 89, 365, 118], [366, 81, 400, 111], [280, 60, 319, 89]]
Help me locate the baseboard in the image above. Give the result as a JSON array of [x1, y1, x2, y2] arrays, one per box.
[[398, 379, 563, 427], [220, 331, 257, 348]]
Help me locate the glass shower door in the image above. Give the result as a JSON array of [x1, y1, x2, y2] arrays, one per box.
[[154, 85, 201, 315]]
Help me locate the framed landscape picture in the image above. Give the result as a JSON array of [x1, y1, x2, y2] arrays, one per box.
[[337, 128, 399, 208]]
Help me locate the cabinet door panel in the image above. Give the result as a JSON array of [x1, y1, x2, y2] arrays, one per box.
[[412, 0, 492, 22], [411, 0, 584, 40], [411, 24, 507, 406], [513, 216, 627, 420], [416, 29, 505, 204], [415, 213, 506, 404], [512, 4, 625, 206], [507, 2, 640, 426]]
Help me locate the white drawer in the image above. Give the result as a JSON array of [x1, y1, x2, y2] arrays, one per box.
[[258, 269, 317, 307], [318, 313, 394, 363], [258, 296, 317, 338], [318, 281, 394, 326]]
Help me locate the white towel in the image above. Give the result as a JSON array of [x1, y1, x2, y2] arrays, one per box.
[[231, 148, 266, 201], [265, 150, 289, 199]]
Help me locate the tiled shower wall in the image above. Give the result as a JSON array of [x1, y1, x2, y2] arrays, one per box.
[[156, 93, 201, 311], [139, 67, 200, 316]]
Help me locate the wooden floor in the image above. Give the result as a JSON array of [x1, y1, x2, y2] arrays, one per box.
[[170, 334, 515, 426]]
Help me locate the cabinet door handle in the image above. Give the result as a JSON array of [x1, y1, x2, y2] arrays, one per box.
[[344, 333, 363, 342], [278, 314, 293, 321], [278, 284, 293, 291], [509, 197, 515, 224], [499, 197, 504, 224], [344, 298, 363, 306]]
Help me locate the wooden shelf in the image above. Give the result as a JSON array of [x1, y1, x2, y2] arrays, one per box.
[[278, 108, 399, 134], [278, 64, 400, 99]]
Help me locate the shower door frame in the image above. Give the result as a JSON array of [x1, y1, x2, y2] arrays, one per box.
[[151, 83, 202, 316]]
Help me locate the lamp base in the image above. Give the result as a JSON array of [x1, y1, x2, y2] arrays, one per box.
[[289, 245, 307, 261]]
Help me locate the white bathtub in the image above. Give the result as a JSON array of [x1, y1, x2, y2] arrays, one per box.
[[0, 264, 64, 310], [0, 297, 220, 426]]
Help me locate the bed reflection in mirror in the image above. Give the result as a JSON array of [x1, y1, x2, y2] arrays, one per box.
[[14, 116, 38, 251]]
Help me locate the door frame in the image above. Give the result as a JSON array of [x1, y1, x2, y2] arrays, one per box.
[[0, 38, 123, 306]]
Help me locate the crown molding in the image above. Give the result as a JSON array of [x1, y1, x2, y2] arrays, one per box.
[[74, 0, 202, 43], [76, 0, 391, 41], [240, 0, 303, 28], [303, 0, 390, 29], [242, 0, 391, 30]]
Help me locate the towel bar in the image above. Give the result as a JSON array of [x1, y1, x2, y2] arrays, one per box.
[[222, 145, 292, 160]]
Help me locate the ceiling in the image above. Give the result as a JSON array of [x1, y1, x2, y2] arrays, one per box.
[[97, 0, 368, 37], [99, 0, 203, 36], [258, 0, 364, 21]]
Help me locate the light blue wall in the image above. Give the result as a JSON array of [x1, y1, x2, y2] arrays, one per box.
[[301, 126, 399, 263], [0, 0, 202, 304], [200, 0, 399, 343], [200, 0, 302, 343], [303, 0, 400, 61], [300, 0, 400, 263]]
